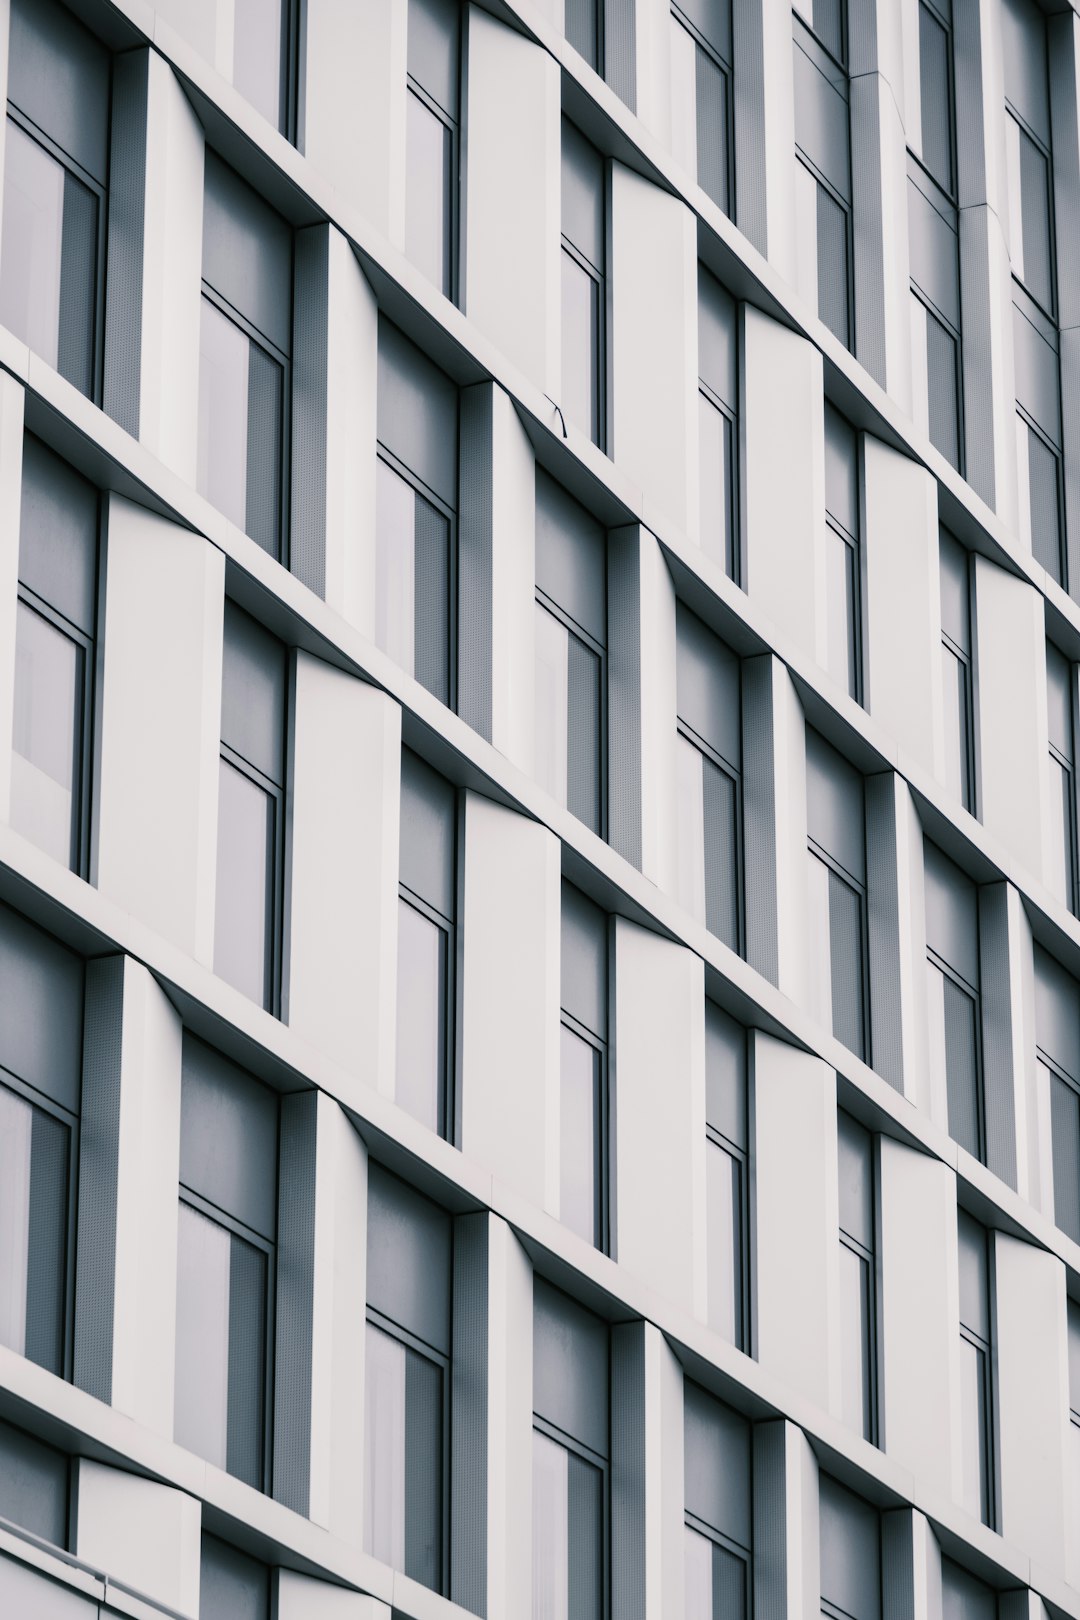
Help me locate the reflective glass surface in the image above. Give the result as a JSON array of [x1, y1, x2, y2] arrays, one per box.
[[699, 393, 735, 575], [214, 758, 274, 1009], [838, 1241, 872, 1439], [532, 1429, 602, 1620], [0, 1084, 67, 1376], [824, 524, 858, 699], [706, 1136, 743, 1347], [1046, 756, 1076, 910], [959, 1335, 990, 1523], [234, 0, 286, 129], [941, 644, 972, 811], [12, 600, 83, 869], [535, 603, 570, 809], [364, 1321, 443, 1590], [560, 1023, 600, 1247], [395, 897, 447, 1135], [199, 298, 251, 533], [0, 122, 63, 368], [406, 88, 453, 296], [561, 250, 601, 445]]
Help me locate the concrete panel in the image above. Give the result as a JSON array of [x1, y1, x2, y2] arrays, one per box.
[[137, 52, 204, 483], [851, 73, 912, 403], [879, 1136, 958, 1496], [464, 9, 560, 397], [489, 387, 537, 774], [0, 373, 24, 826], [286, 655, 400, 1094], [864, 438, 941, 777], [633, 0, 673, 145], [276, 1571, 386, 1619], [74, 1460, 200, 1618], [95, 500, 224, 965], [959, 207, 1017, 526], [649, 1328, 684, 1620], [972, 555, 1045, 878], [759, 0, 799, 281], [610, 164, 697, 537], [612, 918, 705, 1316], [303, 0, 407, 242], [459, 794, 560, 1210], [742, 654, 808, 997], [753, 1420, 821, 1620], [882, 1507, 943, 1620], [753, 1032, 839, 1413], [773, 667, 810, 1008], [743, 305, 825, 666], [994, 1233, 1068, 1574]]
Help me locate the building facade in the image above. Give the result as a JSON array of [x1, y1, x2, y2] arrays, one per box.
[[0, 0, 1077, 1616]]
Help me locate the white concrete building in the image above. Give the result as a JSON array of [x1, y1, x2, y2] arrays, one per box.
[[0, 0, 1077, 1616]]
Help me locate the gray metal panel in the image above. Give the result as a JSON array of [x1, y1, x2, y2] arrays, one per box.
[[400, 747, 456, 918], [532, 1277, 608, 1456], [458, 382, 494, 743], [289, 225, 329, 599], [73, 955, 123, 1404], [221, 601, 287, 784], [407, 0, 460, 116], [907, 171, 960, 329], [732, 0, 768, 254], [0, 904, 83, 1115], [103, 49, 147, 439], [450, 1212, 489, 1614], [684, 1381, 751, 1545], [956, 1208, 989, 1337], [1034, 945, 1080, 1081], [978, 881, 1017, 1190], [819, 1473, 881, 1620], [752, 1422, 789, 1620], [1045, 641, 1073, 759], [942, 1559, 996, 1620], [9, 0, 110, 183], [698, 267, 737, 409], [938, 528, 970, 652], [806, 729, 865, 883], [604, 0, 637, 113], [824, 403, 858, 537], [272, 1092, 316, 1518], [742, 656, 779, 985], [1068, 1297, 1080, 1410], [1000, 0, 1049, 147], [1012, 300, 1061, 446], [793, 37, 850, 199], [179, 1036, 279, 1241], [837, 1110, 873, 1247], [0, 1419, 68, 1548], [923, 840, 978, 986], [957, 207, 997, 509], [677, 605, 740, 765], [200, 1534, 270, 1620], [705, 1001, 746, 1148], [561, 117, 605, 270], [865, 773, 904, 1092], [607, 524, 642, 869], [679, 0, 731, 59], [202, 151, 293, 354], [377, 317, 459, 508], [561, 881, 607, 1038], [19, 435, 98, 637], [610, 1322, 645, 1620], [367, 1162, 452, 1356], [535, 469, 606, 643], [850, 72, 886, 387]]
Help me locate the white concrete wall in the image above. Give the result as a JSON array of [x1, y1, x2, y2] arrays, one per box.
[[879, 1136, 958, 1498], [95, 499, 224, 964], [489, 387, 537, 774], [286, 656, 400, 1094], [74, 1461, 200, 1618], [612, 917, 705, 1316], [760, 0, 799, 283], [633, 0, 673, 146], [753, 1420, 821, 1620], [464, 8, 560, 399], [459, 793, 560, 1209], [276, 1571, 386, 1619], [610, 164, 697, 539], [972, 556, 1046, 879], [638, 1323, 685, 1619], [0, 372, 23, 826], [753, 1032, 839, 1413]]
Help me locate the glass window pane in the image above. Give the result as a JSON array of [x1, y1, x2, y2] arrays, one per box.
[[1049, 1071, 1080, 1244], [959, 1335, 990, 1523], [174, 1202, 232, 1471], [824, 526, 858, 698], [533, 1429, 570, 1620], [413, 493, 451, 705], [918, 2, 953, 193], [233, 0, 285, 129], [0, 1085, 33, 1360], [396, 897, 447, 1135], [225, 1233, 268, 1488], [703, 755, 739, 950], [365, 1322, 407, 1571], [377, 457, 418, 678], [214, 758, 274, 1009], [199, 298, 251, 532], [813, 0, 845, 62], [807, 852, 833, 1032], [11, 601, 83, 869], [567, 630, 603, 835], [560, 1023, 601, 1247], [1026, 425, 1062, 584], [828, 868, 865, 1059], [0, 1085, 68, 1378], [565, 0, 600, 71], [686, 1524, 714, 1620], [1018, 127, 1053, 314], [714, 1542, 747, 1620], [816, 184, 850, 347], [404, 1345, 443, 1589], [677, 734, 708, 926], [567, 1450, 603, 1620], [1046, 756, 1076, 911], [839, 1242, 872, 1439], [943, 975, 981, 1159], [695, 45, 729, 214], [561, 250, 601, 445], [699, 392, 735, 575], [926, 310, 960, 471], [941, 645, 972, 811], [406, 89, 453, 297], [535, 602, 570, 809], [244, 341, 284, 560], [706, 1137, 743, 1347], [0, 122, 64, 371]]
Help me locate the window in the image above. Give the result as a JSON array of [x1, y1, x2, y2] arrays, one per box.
[[819, 1475, 880, 1620], [924, 841, 983, 1161], [942, 1560, 997, 1620], [697, 267, 739, 578], [233, 0, 296, 136], [532, 1278, 608, 1620], [535, 470, 607, 836], [806, 729, 868, 1061], [916, 0, 954, 195], [939, 530, 975, 813], [11, 437, 98, 874], [406, 0, 459, 299], [676, 607, 742, 950], [174, 1038, 278, 1491], [214, 604, 288, 1014], [376, 318, 458, 706], [364, 1164, 451, 1594], [199, 153, 292, 562], [1033, 946, 1080, 1245], [0, 1418, 68, 1549], [397, 750, 457, 1138], [684, 1383, 751, 1619], [0, 905, 82, 1381], [705, 1005, 749, 1348], [0, 0, 108, 399], [1046, 643, 1077, 913], [837, 1112, 877, 1443], [824, 405, 861, 700], [560, 882, 608, 1251], [1068, 1299, 1080, 1539], [200, 1533, 270, 1620], [1002, 0, 1063, 584], [793, 5, 851, 347], [671, 0, 734, 214], [957, 1209, 994, 1527], [561, 118, 606, 449]]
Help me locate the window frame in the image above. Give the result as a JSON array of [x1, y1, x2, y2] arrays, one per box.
[[913, 0, 957, 202], [217, 735, 286, 1019], [928, 945, 985, 1162], [940, 622, 976, 816], [704, 1117, 750, 1352], [678, 713, 744, 955], [696, 377, 740, 583], [376, 441, 459, 712], [807, 833, 870, 1061], [957, 1311, 995, 1529], [1016, 398, 1065, 581], [822, 506, 862, 704], [796, 150, 854, 352], [683, 1512, 751, 1618], [1005, 101, 1058, 326], [1039, 1046, 1080, 1240], [912, 276, 964, 473], [532, 1410, 610, 1619], [1047, 681, 1078, 915], [535, 583, 608, 839], [405, 69, 460, 304], [670, 1, 735, 216], [559, 122, 609, 456], [558, 1006, 610, 1254], [837, 1138, 879, 1448], [396, 878, 457, 1143]]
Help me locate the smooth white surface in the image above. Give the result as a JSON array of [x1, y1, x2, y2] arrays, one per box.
[[973, 554, 1047, 878], [490, 384, 538, 772], [276, 1569, 386, 1618], [0, 371, 23, 826], [484, 1216, 533, 1620], [74, 1459, 200, 1618], [637, 529, 679, 892]]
